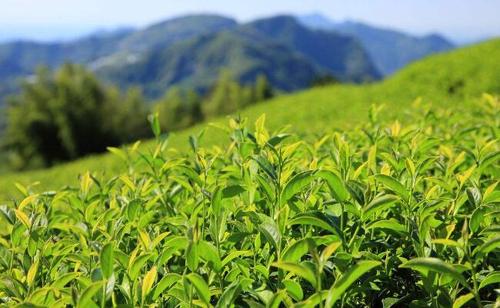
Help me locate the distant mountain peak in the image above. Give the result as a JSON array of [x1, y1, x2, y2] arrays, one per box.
[[298, 14, 454, 75], [298, 13, 339, 28]]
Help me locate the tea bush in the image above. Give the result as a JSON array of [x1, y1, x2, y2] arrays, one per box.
[[0, 95, 498, 307]]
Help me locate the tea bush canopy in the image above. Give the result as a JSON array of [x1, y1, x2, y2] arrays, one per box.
[[0, 95, 498, 306]]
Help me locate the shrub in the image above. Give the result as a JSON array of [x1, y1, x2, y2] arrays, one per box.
[[0, 95, 498, 306], [2, 64, 149, 169]]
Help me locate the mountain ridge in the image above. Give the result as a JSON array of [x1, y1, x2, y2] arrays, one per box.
[[96, 15, 381, 97], [0, 13, 456, 107], [298, 13, 455, 75]]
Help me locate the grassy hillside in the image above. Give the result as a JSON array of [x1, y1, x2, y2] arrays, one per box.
[[0, 38, 499, 201]]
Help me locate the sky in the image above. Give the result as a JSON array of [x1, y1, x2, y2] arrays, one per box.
[[1, 0, 499, 43]]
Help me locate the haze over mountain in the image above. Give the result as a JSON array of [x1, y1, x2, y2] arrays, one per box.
[[0, 13, 457, 107], [298, 13, 455, 75], [0, 14, 383, 104], [97, 15, 380, 97]]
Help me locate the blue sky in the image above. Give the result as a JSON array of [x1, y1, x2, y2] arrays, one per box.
[[1, 0, 499, 43]]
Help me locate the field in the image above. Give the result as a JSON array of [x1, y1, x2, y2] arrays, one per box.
[[0, 39, 499, 201], [0, 39, 498, 307]]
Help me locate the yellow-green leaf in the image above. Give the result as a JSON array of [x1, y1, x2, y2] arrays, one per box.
[[142, 266, 157, 298]]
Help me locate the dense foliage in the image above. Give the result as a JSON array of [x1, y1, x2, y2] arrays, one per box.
[[2, 64, 150, 170], [0, 93, 498, 307], [1, 65, 273, 171], [0, 38, 498, 201], [154, 71, 273, 132]]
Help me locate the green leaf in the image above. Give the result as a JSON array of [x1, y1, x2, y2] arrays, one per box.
[[186, 273, 211, 305], [281, 171, 315, 205], [107, 147, 127, 161], [283, 279, 304, 301], [198, 241, 222, 272], [363, 195, 399, 220], [51, 273, 80, 289], [282, 238, 315, 263], [100, 243, 114, 279], [295, 291, 328, 308], [221, 250, 253, 268], [186, 241, 199, 271], [431, 239, 462, 248], [142, 266, 157, 299], [258, 215, 281, 253], [272, 262, 316, 285], [222, 185, 246, 198], [375, 175, 410, 199], [216, 279, 243, 307], [153, 273, 181, 300], [268, 134, 291, 146], [400, 258, 470, 289], [77, 281, 104, 308], [268, 290, 286, 308], [289, 212, 343, 241], [479, 272, 500, 290], [129, 254, 151, 281], [26, 259, 39, 287], [474, 236, 500, 256], [366, 219, 405, 233], [470, 207, 486, 233], [382, 297, 401, 308], [148, 113, 161, 138], [452, 293, 474, 308], [317, 170, 349, 202], [326, 260, 380, 307]]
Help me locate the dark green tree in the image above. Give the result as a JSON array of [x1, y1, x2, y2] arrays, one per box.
[[202, 70, 242, 118], [153, 86, 202, 132], [3, 64, 149, 169], [254, 74, 274, 102]]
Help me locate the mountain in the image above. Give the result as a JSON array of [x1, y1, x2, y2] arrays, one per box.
[[96, 15, 380, 97], [242, 16, 380, 82], [97, 29, 321, 97], [0, 14, 380, 105], [116, 15, 237, 53], [298, 14, 455, 75], [0, 15, 237, 105]]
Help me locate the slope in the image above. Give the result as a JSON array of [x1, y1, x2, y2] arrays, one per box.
[[0, 38, 498, 201]]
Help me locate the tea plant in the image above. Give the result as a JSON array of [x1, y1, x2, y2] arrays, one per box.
[[0, 94, 498, 307]]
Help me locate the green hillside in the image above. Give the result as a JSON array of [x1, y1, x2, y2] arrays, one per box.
[[0, 38, 499, 201]]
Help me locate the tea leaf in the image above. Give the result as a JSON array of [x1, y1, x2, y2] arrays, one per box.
[[100, 243, 114, 279], [186, 273, 211, 305], [326, 260, 381, 306]]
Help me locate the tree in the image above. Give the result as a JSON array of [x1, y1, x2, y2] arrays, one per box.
[[202, 70, 242, 118], [3, 64, 149, 170], [153, 86, 202, 132], [254, 74, 273, 102], [311, 74, 339, 87]]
